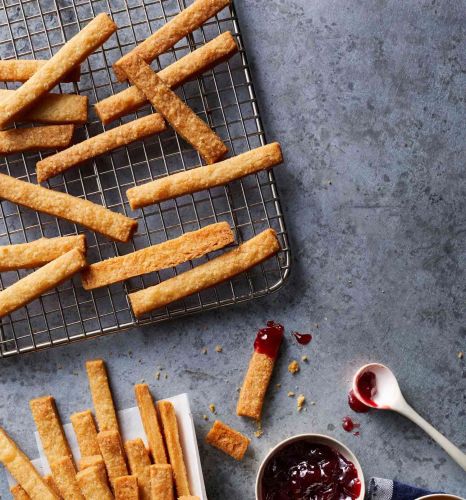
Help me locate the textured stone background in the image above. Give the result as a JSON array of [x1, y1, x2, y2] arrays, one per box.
[[1, 0, 465, 498]]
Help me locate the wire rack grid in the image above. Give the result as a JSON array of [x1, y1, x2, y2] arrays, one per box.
[[0, 0, 291, 358]]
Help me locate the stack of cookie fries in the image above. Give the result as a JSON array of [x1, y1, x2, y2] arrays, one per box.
[[0, 358, 203, 499], [0, 0, 290, 356]]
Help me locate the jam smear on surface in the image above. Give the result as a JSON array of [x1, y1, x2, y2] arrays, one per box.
[[261, 441, 361, 500], [342, 416, 360, 434], [347, 390, 370, 413], [293, 331, 312, 345], [254, 321, 284, 359]]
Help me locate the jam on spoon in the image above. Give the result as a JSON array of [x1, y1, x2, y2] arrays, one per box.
[[348, 371, 377, 413], [261, 441, 361, 500]]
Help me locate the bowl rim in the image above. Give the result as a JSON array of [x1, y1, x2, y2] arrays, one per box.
[[255, 433, 365, 500], [416, 496, 465, 500]]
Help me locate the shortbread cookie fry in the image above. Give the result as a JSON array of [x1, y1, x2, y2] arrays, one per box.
[[86, 359, 120, 434], [98, 430, 128, 487], [70, 410, 100, 457], [127, 143, 283, 208], [29, 396, 73, 466], [0, 235, 86, 272], [114, 475, 139, 499], [113, 0, 230, 81], [115, 55, 227, 164], [150, 464, 174, 500], [0, 428, 58, 499], [0, 14, 116, 128], [205, 420, 249, 460], [0, 60, 80, 82], [50, 456, 84, 500], [129, 229, 280, 317], [96, 31, 237, 124], [0, 248, 86, 318], [82, 222, 234, 290], [43, 475, 60, 497], [0, 124, 74, 155], [237, 321, 284, 420], [0, 90, 87, 124], [36, 114, 166, 182], [10, 484, 30, 500], [76, 465, 113, 500], [156, 401, 190, 497], [78, 455, 105, 471], [134, 384, 167, 464], [124, 438, 151, 500], [0, 173, 137, 242]]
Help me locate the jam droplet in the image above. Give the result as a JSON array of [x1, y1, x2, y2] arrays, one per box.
[[348, 389, 371, 413], [254, 321, 284, 359], [342, 416, 360, 433], [357, 371, 377, 407], [261, 441, 361, 500], [292, 331, 312, 345]]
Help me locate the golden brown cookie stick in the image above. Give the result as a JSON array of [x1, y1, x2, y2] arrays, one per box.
[[205, 420, 249, 460], [150, 464, 174, 500], [0, 60, 81, 82], [36, 114, 166, 182], [86, 359, 120, 434], [70, 410, 101, 457], [0, 428, 58, 500], [134, 384, 167, 465], [98, 430, 128, 487], [237, 322, 284, 420], [0, 90, 87, 124], [113, 0, 230, 81], [127, 143, 283, 208], [76, 465, 113, 500], [0, 248, 86, 317], [78, 455, 105, 471], [10, 484, 30, 500], [42, 476, 60, 497], [156, 401, 190, 497], [115, 55, 227, 164], [0, 235, 86, 272], [96, 31, 237, 124], [50, 456, 85, 500], [0, 14, 116, 128], [29, 396, 73, 466], [124, 439, 150, 500], [0, 124, 74, 155], [129, 229, 280, 317], [82, 222, 234, 290], [0, 173, 137, 242], [114, 475, 139, 499]]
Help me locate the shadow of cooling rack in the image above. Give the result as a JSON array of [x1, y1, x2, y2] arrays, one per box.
[[0, 0, 291, 357]]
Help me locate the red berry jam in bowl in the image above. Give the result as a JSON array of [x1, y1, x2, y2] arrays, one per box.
[[257, 437, 363, 500]]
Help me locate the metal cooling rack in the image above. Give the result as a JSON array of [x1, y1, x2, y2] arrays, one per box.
[[0, 0, 291, 357]]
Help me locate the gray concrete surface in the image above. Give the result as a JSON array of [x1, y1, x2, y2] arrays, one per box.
[[1, 0, 465, 498]]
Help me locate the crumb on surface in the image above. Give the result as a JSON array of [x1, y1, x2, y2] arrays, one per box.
[[202, 347, 208, 354], [297, 394, 305, 411], [164, 373, 168, 379], [301, 355, 308, 362], [155, 371, 160, 380], [255, 420, 263, 438], [310, 401, 316, 405], [203, 415, 209, 421], [215, 345, 223, 353], [287, 391, 295, 397], [209, 403, 216, 414], [276, 383, 281, 388], [288, 360, 300, 374], [458, 351, 464, 359]]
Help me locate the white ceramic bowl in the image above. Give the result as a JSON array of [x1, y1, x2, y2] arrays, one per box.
[[255, 433, 365, 500], [416, 496, 465, 500]]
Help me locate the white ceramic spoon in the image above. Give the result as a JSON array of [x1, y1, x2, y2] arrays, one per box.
[[352, 363, 466, 472]]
